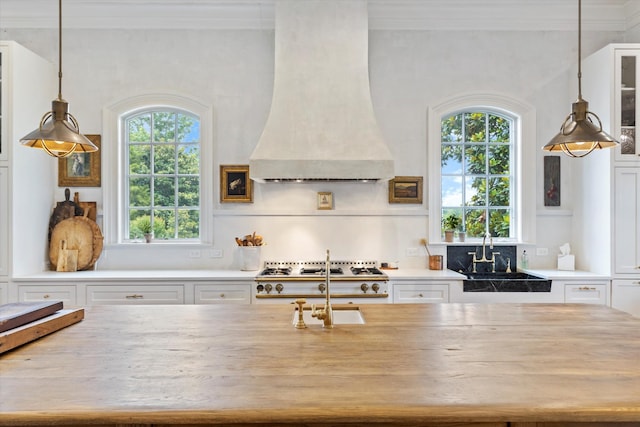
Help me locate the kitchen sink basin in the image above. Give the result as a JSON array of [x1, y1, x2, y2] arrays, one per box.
[[461, 271, 552, 292], [292, 306, 365, 325], [464, 272, 543, 281]]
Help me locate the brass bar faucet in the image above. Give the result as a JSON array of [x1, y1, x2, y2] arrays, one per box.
[[311, 249, 334, 328]]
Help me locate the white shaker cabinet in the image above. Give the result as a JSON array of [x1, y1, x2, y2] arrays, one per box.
[[614, 168, 640, 274], [393, 281, 450, 304], [615, 48, 640, 162], [611, 279, 640, 317], [0, 167, 8, 278], [194, 283, 251, 304]]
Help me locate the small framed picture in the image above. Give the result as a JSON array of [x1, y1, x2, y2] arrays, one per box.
[[220, 164, 253, 203], [317, 192, 333, 210], [389, 176, 423, 204], [58, 134, 101, 187]]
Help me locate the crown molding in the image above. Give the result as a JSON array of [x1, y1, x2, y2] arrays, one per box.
[[0, 0, 631, 32]]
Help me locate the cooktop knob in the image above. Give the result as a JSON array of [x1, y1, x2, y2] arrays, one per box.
[[265, 284, 273, 294], [318, 283, 326, 293], [275, 283, 284, 294], [360, 283, 369, 293], [372, 283, 380, 293]]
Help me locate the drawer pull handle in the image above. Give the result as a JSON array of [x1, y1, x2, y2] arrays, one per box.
[[125, 294, 144, 299], [578, 286, 596, 291]]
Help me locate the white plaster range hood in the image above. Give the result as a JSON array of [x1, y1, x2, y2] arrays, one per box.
[[249, 0, 394, 182]]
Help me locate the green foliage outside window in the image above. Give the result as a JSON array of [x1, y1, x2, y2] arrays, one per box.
[[126, 109, 201, 241], [441, 110, 513, 239]]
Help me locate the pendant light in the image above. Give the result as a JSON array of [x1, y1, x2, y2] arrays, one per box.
[[20, 0, 98, 158], [542, 0, 619, 158]]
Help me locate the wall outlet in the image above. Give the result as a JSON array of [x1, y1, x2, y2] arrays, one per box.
[[536, 247, 549, 256], [406, 247, 420, 257], [189, 250, 201, 258], [210, 249, 223, 258]]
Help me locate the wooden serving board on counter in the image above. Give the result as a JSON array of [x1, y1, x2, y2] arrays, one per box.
[[0, 308, 84, 354], [0, 301, 64, 333]]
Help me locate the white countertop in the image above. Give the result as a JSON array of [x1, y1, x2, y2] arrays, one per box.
[[12, 269, 258, 282], [12, 268, 610, 282], [384, 268, 466, 280], [521, 269, 610, 280]]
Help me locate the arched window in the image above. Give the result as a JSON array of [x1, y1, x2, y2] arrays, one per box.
[[124, 108, 201, 241], [440, 110, 514, 238], [428, 94, 536, 244], [103, 94, 212, 246]]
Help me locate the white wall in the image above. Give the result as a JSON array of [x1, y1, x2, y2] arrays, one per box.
[[1, 27, 625, 271]]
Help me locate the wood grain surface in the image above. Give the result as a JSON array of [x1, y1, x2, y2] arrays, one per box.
[[0, 303, 638, 427]]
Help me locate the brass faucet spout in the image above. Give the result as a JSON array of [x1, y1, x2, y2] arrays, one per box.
[[311, 249, 334, 328]]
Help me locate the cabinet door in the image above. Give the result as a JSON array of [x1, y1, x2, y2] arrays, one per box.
[[0, 167, 7, 277], [615, 50, 640, 161], [194, 283, 251, 304], [0, 282, 7, 304], [86, 285, 185, 305], [614, 168, 640, 274], [0, 46, 6, 161], [393, 283, 449, 304], [612, 279, 640, 317]]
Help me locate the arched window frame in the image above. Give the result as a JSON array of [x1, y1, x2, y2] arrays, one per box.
[[103, 94, 213, 246], [428, 93, 536, 244]]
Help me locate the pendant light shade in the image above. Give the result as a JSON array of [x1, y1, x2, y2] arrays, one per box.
[[19, 0, 98, 158], [542, 0, 619, 158]]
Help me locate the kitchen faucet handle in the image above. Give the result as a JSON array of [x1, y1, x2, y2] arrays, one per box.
[[294, 299, 307, 329]]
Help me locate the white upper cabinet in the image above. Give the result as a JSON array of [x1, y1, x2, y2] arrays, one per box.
[[616, 50, 640, 162]]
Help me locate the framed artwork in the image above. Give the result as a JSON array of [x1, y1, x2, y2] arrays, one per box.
[[57, 134, 101, 187], [544, 155, 561, 206], [389, 176, 423, 204], [220, 164, 253, 203], [317, 192, 333, 210]]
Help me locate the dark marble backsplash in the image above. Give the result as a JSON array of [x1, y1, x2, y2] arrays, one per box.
[[447, 245, 517, 273]]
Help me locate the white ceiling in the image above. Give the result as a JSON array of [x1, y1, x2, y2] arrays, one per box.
[[0, 0, 638, 32]]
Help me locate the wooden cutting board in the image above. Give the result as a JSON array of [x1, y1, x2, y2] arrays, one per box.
[[49, 216, 103, 271], [0, 301, 64, 333], [0, 308, 84, 354]]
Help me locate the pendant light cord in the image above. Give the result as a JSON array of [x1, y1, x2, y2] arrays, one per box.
[[57, 0, 63, 100], [577, 0, 582, 100]]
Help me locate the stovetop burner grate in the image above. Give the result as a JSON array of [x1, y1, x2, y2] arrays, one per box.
[[300, 267, 344, 275]]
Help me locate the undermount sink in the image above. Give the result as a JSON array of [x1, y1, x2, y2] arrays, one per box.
[[292, 306, 365, 325], [460, 271, 552, 292], [464, 272, 543, 281]]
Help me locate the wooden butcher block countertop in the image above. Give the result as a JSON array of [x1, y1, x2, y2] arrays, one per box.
[[1, 303, 639, 427]]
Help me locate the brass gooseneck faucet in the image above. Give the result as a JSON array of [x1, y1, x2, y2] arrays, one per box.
[[468, 232, 501, 273], [311, 249, 334, 328]]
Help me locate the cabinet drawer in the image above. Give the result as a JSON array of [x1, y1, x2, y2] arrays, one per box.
[[564, 284, 608, 305], [195, 284, 250, 304], [18, 285, 78, 306], [86, 285, 184, 305], [393, 284, 449, 304]]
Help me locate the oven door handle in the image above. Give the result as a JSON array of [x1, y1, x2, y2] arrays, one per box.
[[254, 293, 388, 299]]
